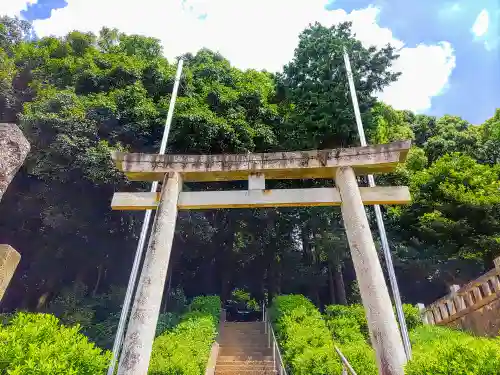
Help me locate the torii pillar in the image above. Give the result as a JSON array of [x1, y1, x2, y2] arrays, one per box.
[[336, 166, 405, 375], [117, 173, 181, 375], [110, 140, 411, 375]]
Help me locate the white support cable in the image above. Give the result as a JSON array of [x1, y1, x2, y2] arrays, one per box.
[[107, 58, 184, 375], [335, 346, 358, 375], [342, 47, 412, 360]]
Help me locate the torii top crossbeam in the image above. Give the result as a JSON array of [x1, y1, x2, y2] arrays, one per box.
[[111, 140, 411, 182]]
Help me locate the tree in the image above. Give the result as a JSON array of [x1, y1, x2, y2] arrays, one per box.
[[395, 153, 500, 279], [276, 21, 400, 150]]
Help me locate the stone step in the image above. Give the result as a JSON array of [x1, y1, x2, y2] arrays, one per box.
[[215, 364, 275, 372], [223, 325, 264, 328], [219, 344, 270, 350], [219, 338, 268, 343], [218, 355, 273, 362], [222, 329, 265, 334], [216, 322, 274, 374], [215, 368, 276, 375], [219, 343, 269, 349], [219, 349, 273, 357], [217, 361, 274, 366], [215, 371, 276, 375], [220, 333, 266, 338]]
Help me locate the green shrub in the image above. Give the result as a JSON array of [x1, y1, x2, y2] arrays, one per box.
[[405, 325, 500, 375], [401, 304, 423, 331], [340, 341, 377, 375], [270, 295, 337, 375], [155, 312, 180, 337], [148, 295, 221, 375], [324, 304, 377, 374], [0, 312, 110, 375], [325, 304, 368, 340], [189, 295, 221, 320], [231, 288, 260, 311], [325, 303, 423, 342]]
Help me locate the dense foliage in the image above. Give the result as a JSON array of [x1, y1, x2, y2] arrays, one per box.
[[148, 295, 221, 375], [324, 304, 422, 374], [405, 326, 500, 375], [269, 295, 337, 375], [322, 303, 500, 374], [0, 14, 499, 356], [0, 312, 110, 374]]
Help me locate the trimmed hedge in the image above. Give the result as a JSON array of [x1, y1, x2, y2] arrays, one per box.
[[324, 303, 500, 375], [324, 304, 377, 375], [325, 303, 423, 343], [405, 325, 500, 375], [0, 312, 110, 375], [148, 295, 220, 375], [269, 295, 338, 375]]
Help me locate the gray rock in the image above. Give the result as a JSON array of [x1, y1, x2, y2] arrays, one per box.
[[0, 123, 30, 201]]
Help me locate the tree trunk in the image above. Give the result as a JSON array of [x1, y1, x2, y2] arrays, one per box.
[[333, 262, 347, 305], [92, 264, 103, 297], [36, 275, 57, 311], [163, 275, 172, 313], [328, 264, 336, 304]]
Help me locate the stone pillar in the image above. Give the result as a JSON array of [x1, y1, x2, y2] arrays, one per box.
[[0, 245, 21, 301], [117, 172, 181, 375], [0, 123, 30, 201], [416, 303, 428, 324], [335, 166, 406, 375]]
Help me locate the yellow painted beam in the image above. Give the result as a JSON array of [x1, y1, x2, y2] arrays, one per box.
[[111, 186, 411, 211], [111, 140, 411, 182]]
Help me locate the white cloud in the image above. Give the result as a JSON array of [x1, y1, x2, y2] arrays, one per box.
[[471, 9, 489, 37], [377, 42, 456, 112], [28, 0, 455, 112], [0, 0, 37, 17]]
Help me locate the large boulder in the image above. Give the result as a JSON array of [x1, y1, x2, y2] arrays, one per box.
[[0, 123, 30, 201]]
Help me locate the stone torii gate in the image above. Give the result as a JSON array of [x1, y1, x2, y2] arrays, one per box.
[[110, 140, 412, 375]]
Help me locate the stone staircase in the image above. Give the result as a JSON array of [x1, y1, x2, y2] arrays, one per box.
[[215, 322, 276, 375]]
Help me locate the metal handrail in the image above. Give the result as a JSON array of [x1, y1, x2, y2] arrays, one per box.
[[262, 303, 288, 375], [335, 346, 358, 375]]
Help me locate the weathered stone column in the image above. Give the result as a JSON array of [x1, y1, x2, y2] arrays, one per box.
[[0, 245, 21, 301], [117, 172, 181, 375], [336, 166, 406, 375], [0, 123, 30, 201]]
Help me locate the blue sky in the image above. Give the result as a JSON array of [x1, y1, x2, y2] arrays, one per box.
[[3, 0, 499, 124], [328, 0, 500, 123]]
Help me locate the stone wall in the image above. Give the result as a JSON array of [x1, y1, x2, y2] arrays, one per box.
[[422, 257, 500, 337]]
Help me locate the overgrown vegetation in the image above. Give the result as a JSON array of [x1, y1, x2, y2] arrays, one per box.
[[148, 296, 221, 375], [0, 312, 110, 374]]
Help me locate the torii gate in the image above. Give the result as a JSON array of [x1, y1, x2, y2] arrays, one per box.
[[110, 140, 411, 375]]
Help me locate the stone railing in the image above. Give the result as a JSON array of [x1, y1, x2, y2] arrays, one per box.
[[420, 256, 500, 336]]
